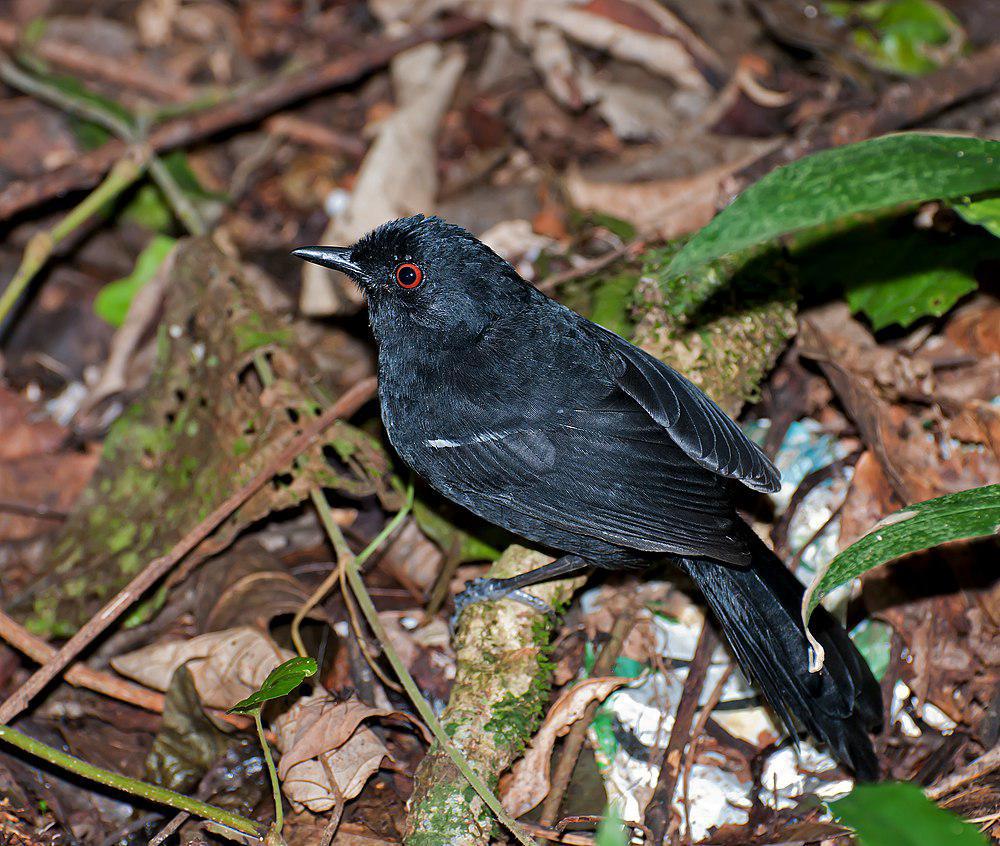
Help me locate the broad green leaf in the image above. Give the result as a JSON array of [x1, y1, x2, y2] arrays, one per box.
[[831, 782, 988, 846], [806, 484, 1000, 620], [668, 134, 1000, 276], [227, 656, 317, 714], [122, 184, 175, 233], [793, 220, 998, 330], [595, 805, 629, 846], [95, 235, 176, 327], [953, 196, 1000, 238]]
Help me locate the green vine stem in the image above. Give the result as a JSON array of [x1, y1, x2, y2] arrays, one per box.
[[0, 724, 262, 839], [291, 484, 413, 658], [0, 154, 148, 332], [309, 490, 536, 846], [254, 710, 283, 836]]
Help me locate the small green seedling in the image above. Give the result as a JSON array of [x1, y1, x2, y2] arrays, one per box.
[[229, 656, 317, 842]]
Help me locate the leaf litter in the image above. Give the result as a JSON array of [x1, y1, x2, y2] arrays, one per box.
[[0, 1, 998, 843]]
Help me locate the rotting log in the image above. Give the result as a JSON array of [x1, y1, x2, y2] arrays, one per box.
[[404, 546, 586, 846]]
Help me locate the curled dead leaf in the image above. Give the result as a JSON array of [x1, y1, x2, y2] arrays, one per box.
[[273, 690, 428, 811], [502, 675, 629, 818]]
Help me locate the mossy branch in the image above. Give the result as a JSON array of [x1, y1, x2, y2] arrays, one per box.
[[404, 547, 586, 846]]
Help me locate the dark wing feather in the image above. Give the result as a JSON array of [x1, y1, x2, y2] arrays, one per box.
[[592, 324, 780, 493], [414, 408, 749, 566]]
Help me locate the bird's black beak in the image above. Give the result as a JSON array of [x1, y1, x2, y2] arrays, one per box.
[[292, 246, 364, 278]]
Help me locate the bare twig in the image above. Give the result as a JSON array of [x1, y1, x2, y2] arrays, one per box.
[[926, 746, 1000, 801], [539, 612, 635, 827], [643, 622, 718, 846], [0, 17, 478, 221], [680, 663, 732, 844], [0, 21, 196, 102], [536, 240, 643, 294], [0, 377, 377, 726]]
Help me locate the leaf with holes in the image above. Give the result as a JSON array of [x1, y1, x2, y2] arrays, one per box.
[[229, 656, 317, 714], [667, 134, 1000, 275], [805, 484, 1000, 624]]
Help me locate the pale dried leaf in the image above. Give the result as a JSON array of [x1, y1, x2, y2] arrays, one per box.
[[273, 690, 421, 811], [565, 158, 758, 240], [111, 626, 292, 710], [300, 43, 466, 316], [502, 676, 629, 817]]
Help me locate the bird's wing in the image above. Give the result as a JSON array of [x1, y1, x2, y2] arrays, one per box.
[[593, 325, 781, 493], [416, 408, 749, 565]]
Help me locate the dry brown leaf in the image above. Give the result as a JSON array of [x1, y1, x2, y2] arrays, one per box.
[[564, 158, 758, 240], [111, 626, 292, 710], [300, 42, 466, 316], [501, 675, 629, 817], [377, 519, 444, 594], [273, 690, 422, 811]]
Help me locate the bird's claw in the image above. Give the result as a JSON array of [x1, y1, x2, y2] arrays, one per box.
[[451, 578, 554, 629]]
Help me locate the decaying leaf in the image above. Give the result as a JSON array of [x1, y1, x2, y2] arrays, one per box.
[[273, 690, 421, 812], [111, 626, 293, 711], [17, 239, 399, 636], [565, 156, 762, 241], [502, 676, 629, 818], [300, 42, 466, 316]]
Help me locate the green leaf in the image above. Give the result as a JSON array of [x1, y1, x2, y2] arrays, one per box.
[[122, 184, 175, 233], [841, 0, 962, 75], [831, 782, 989, 846], [953, 196, 1000, 238], [668, 134, 1000, 276], [850, 619, 893, 681], [227, 656, 317, 714], [590, 273, 638, 337], [806, 484, 1000, 620], [794, 219, 997, 330], [95, 235, 176, 327]]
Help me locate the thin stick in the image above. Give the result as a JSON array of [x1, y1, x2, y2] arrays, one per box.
[[311, 493, 536, 846], [290, 486, 412, 658], [926, 745, 1000, 800], [0, 153, 148, 332], [539, 613, 634, 827], [680, 663, 732, 844], [0, 377, 377, 726], [254, 710, 282, 834], [0, 725, 261, 838], [643, 622, 718, 846]]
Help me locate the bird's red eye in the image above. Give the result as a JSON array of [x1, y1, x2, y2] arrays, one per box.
[[395, 262, 423, 289]]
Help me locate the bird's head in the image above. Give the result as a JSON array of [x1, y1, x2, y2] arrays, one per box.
[[293, 215, 531, 344]]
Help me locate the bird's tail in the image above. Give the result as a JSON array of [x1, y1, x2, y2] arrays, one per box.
[[681, 524, 882, 780]]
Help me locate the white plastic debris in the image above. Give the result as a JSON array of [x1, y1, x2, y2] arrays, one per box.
[[759, 741, 853, 810]]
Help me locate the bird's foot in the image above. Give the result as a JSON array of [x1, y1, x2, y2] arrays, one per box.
[[452, 577, 553, 626]]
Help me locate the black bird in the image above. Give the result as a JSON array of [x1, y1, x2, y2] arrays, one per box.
[[294, 215, 882, 779]]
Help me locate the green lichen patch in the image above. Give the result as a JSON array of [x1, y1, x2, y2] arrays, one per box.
[[17, 239, 399, 636]]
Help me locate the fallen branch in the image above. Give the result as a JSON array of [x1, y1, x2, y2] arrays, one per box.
[[404, 547, 587, 846], [643, 622, 718, 845], [0, 17, 478, 221], [0, 377, 377, 726], [310, 496, 543, 846]]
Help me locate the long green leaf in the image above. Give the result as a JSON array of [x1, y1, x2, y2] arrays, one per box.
[[831, 782, 988, 846], [805, 484, 1000, 621], [668, 134, 1000, 275]]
